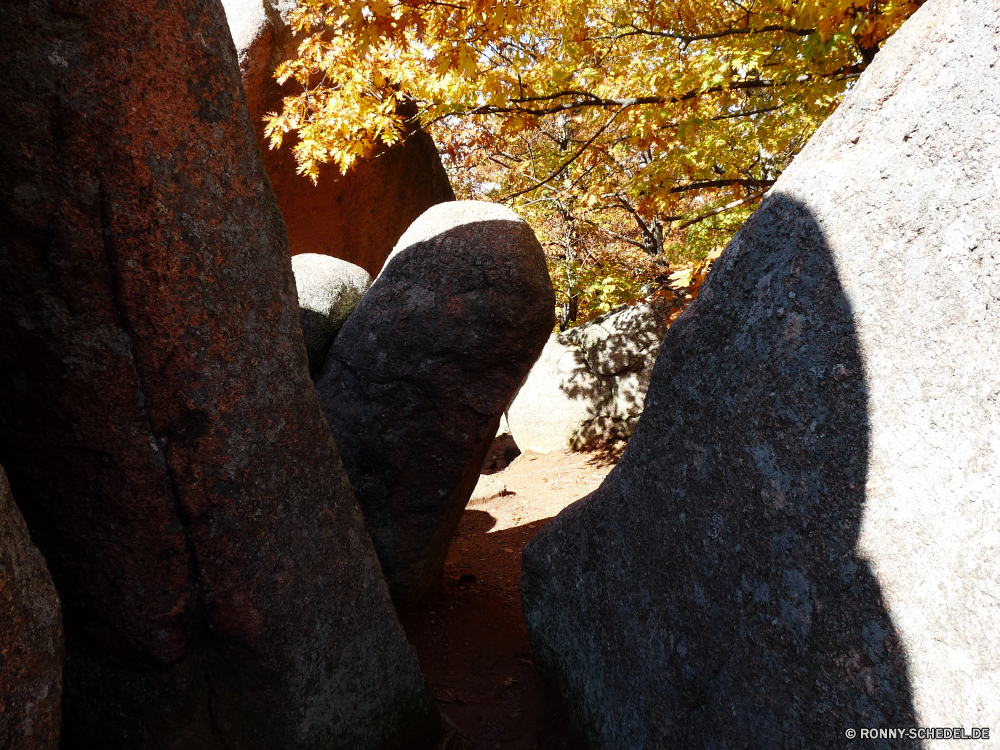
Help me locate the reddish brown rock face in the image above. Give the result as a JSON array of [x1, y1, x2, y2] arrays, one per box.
[[223, 0, 456, 277], [0, 468, 63, 750], [0, 1, 437, 748], [272, 129, 457, 277]]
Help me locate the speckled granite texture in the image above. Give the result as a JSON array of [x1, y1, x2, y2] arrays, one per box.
[[522, 1, 1000, 747]]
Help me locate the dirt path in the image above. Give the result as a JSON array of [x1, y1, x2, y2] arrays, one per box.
[[399, 444, 620, 750]]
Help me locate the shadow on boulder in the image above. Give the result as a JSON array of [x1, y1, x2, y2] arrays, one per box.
[[507, 297, 674, 453], [523, 194, 920, 748], [318, 201, 555, 610]]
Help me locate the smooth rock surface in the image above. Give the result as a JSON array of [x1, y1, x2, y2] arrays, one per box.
[[522, 1, 1000, 747], [222, 0, 456, 276], [0, 2, 437, 748], [0, 467, 63, 750], [508, 297, 672, 452], [317, 201, 555, 608], [292, 254, 372, 376]]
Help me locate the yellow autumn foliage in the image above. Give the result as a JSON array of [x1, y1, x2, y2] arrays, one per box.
[[267, 0, 920, 325]]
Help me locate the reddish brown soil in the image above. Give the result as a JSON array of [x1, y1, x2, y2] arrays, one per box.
[[399, 444, 622, 750]]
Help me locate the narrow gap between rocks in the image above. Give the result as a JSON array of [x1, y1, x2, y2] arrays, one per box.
[[399, 436, 622, 750]]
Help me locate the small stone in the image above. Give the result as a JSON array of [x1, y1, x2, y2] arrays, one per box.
[[470, 475, 508, 505]]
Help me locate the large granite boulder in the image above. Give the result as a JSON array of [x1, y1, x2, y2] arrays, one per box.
[[292, 254, 372, 377], [508, 297, 672, 452], [222, 0, 456, 276], [522, 0, 1000, 746], [0, 2, 437, 748], [317, 201, 555, 608], [0, 467, 63, 750]]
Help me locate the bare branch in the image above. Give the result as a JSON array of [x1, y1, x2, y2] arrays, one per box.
[[674, 189, 767, 229], [668, 178, 775, 194], [498, 106, 629, 201], [711, 105, 782, 120], [580, 216, 647, 250], [461, 79, 776, 117], [619, 24, 814, 44]]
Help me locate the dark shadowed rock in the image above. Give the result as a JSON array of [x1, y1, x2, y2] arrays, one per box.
[[292, 254, 372, 377], [508, 297, 672, 452], [317, 201, 555, 608], [0, 467, 63, 750], [0, 2, 437, 748], [522, 0, 999, 746], [222, 0, 456, 276]]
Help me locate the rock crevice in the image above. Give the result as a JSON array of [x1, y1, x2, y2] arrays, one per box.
[[318, 201, 555, 609]]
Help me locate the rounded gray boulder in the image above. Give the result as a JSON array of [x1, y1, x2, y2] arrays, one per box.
[[508, 296, 672, 452], [292, 253, 372, 376], [316, 201, 555, 608], [522, 1, 1000, 745]]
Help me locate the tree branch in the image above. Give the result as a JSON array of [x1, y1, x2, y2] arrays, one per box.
[[462, 79, 775, 117], [619, 24, 814, 44], [668, 178, 775, 194], [674, 189, 767, 229], [498, 106, 628, 201], [579, 216, 647, 250]]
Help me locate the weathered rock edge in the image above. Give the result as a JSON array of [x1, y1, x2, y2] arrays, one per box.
[[522, 0, 1000, 746], [0, 1, 437, 748], [318, 201, 555, 608], [0, 466, 63, 750]]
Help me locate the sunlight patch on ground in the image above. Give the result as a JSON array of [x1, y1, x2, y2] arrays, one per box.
[[469, 450, 615, 533]]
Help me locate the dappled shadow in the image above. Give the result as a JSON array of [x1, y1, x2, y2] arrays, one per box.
[[583, 442, 626, 467], [509, 297, 676, 452], [563, 296, 675, 448], [523, 194, 920, 748]]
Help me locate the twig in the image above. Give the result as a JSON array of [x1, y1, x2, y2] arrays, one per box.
[[618, 23, 814, 43], [498, 106, 628, 201], [674, 188, 768, 229]]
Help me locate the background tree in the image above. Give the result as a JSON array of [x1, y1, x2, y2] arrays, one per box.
[[268, 0, 920, 326]]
